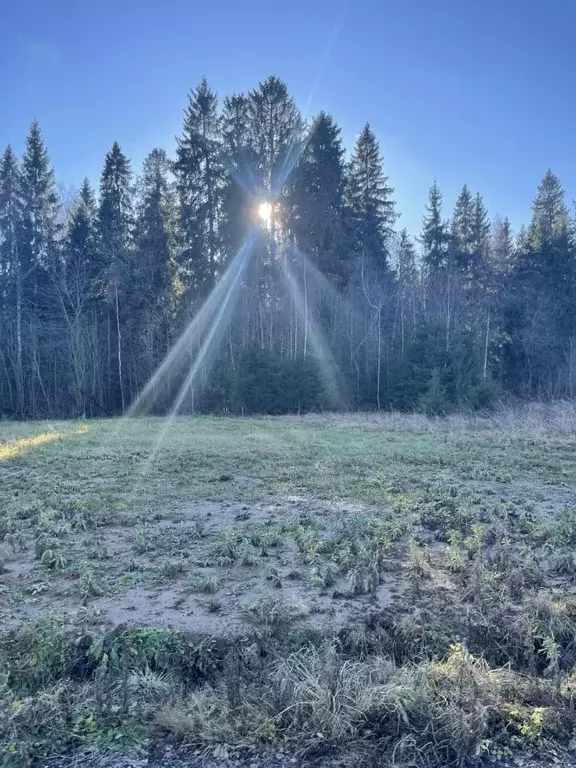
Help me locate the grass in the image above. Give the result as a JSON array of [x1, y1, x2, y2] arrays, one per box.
[[1, 407, 576, 766]]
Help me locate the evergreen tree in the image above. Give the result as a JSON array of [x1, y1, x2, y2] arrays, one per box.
[[396, 228, 418, 349], [469, 192, 490, 283], [135, 148, 177, 305], [18, 121, 61, 413], [491, 216, 514, 277], [19, 120, 60, 290], [248, 75, 303, 203], [64, 179, 100, 304], [290, 112, 347, 281], [345, 123, 397, 274], [99, 141, 133, 411], [174, 77, 223, 296], [531, 169, 569, 241], [0, 146, 23, 413], [421, 181, 448, 272], [450, 184, 474, 276], [57, 179, 100, 416], [506, 171, 575, 396], [133, 148, 178, 387], [99, 142, 133, 275], [220, 93, 254, 260], [0, 147, 22, 295]]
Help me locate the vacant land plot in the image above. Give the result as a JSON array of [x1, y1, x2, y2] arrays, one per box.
[[1, 409, 576, 767]]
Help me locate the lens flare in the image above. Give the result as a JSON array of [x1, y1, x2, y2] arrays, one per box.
[[258, 202, 272, 228]]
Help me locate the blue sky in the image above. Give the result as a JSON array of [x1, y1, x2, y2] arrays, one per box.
[[1, 0, 575, 236]]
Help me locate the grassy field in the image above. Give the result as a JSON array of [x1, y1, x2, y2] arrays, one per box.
[[1, 408, 576, 766]]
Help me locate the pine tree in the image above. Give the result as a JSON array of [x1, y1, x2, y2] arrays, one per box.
[[99, 141, 133, 411], [421, 181, 449, 272], [345, 123, 397, 274], [174, 77, 223, 296], [290, 112, 347, 281]]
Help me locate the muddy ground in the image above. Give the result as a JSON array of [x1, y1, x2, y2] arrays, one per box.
[[1, 494, 402, 635]]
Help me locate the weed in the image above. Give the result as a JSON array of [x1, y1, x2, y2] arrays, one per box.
[[132, 529, 155, 555], [446, 530, 464, 572], [348, 556, 380, 595], [464, 523, 485, 559], [79, 567, 104, 599], [211, 528, 240, 562], [205, 598, 222, 613], [310, 562, 339, 589], [245, 596, 307, 626], [190, 575, 220, 594], [239, 542, 257, 566], [40, 549, 68, 570], [161, 559, 187, 580]]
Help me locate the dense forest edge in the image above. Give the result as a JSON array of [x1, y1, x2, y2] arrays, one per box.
[[1, 75, 575, 419]]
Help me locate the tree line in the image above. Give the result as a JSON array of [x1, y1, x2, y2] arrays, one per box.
[[1, 75, 575, 418]]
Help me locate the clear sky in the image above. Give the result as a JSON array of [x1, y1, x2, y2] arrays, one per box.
[[1, 0, 575, 236]]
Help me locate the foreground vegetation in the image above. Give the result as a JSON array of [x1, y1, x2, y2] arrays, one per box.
[[1, 406, 576, 766]]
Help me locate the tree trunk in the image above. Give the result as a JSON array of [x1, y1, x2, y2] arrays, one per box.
[[115, 281, 125, 412]]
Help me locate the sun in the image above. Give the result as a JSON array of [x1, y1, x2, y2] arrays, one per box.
[[257, 201, 272, 228]]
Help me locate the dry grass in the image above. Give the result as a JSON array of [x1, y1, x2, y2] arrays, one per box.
[[1, 406, 576, 765], [286, 400, 576, 436]]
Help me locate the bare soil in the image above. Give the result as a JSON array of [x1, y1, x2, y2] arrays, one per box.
[[1, 495, 402, 635]]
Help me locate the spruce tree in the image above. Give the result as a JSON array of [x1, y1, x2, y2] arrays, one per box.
[[0, 147, 22, 294], [135, 150, 176, 297], [19, 120, 60, 292], [65, 178, 100, 305], [248, 75, 303, 202], [506, 171, 575, 396], [220, 93, 254, 260], [531, 169, 569, 241], [18, 122, 61, 413], [469, 192, 490, 283], [290, 112, 347, 281], [174, 78, 223, 296], [133, 148, 178, 386], [345, 123, 397, 274], [491, 216, 514, 276], [421, 181, 448, 273], [98, 141, 133, 411], [396, 228, 418, 353], [450, 184, 474, 276], [0, 146, 23, 413]]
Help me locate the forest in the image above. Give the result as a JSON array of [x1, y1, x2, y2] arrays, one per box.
[[0, 74, 575, 419]]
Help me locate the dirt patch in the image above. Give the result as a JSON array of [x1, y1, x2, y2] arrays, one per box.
[[0, 496, 404, 636]]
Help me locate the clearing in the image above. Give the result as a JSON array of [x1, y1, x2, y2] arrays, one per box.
[[1, 408, 576, 767]]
